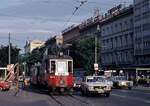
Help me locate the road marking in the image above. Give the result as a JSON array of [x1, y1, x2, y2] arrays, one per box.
[[111, 93, 126, 98], [112, 93, 150, 104]]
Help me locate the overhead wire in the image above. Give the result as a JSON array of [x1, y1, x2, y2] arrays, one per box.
[[61, 0, 88, 33]]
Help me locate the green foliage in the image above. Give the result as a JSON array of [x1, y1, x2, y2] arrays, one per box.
[[75, 35, 101, 75], [0, 44, 20, 67], [25, 49, 42, 67]]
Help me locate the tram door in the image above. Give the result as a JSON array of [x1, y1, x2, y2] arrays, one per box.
[[50, 60, 55, 85]]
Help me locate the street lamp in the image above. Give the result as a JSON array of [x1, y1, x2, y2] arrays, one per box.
[[22, 62, 26, 76]]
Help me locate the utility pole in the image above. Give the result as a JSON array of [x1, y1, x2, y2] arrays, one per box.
[[8, 32, 11, 64]]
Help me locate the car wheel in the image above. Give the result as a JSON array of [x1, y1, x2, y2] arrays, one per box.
[[105, 92, 110, 97], [128, 87, 132, 90], [0, 87, 3, 91]]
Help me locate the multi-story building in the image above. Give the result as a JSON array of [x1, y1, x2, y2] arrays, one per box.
[[101, 5, 134, 71], [24, 39, 44, 54], [62, 25, 80, 44], [134, 0, 150, 67], [79, 17, 100, 39]]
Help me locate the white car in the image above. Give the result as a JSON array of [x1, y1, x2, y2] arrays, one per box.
[[81, 76, 111, 97], [109, 76, 133, 89]]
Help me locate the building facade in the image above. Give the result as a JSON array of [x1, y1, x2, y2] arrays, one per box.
[[134, 0, 150, 67], [101, 5, 134, 70], [24, 39, 44, 54], [62, 25, 80, 44], [79, 17, 100, 39]]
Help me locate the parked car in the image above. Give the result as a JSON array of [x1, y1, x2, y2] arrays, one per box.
[[73, 77, 82, 91], [0, 81, 11, 91], [109, 76, 133, 89], [81, 76, 111, 97]]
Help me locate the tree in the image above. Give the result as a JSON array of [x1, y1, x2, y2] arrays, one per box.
[[25, 50, 42, 66], [0, 44, 20, 67], [22, 49, 42, 75], [74, 35, 101, 75]]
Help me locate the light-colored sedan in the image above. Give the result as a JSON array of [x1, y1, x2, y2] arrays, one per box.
[[109, 76, 133, 89], [81, 76, 111, 97]]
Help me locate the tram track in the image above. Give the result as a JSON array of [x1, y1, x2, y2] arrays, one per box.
[[26, 85, 92, 106], [47, 93, 92, 106], [49, 95, 65, 106], [69, 94, 92, 106]]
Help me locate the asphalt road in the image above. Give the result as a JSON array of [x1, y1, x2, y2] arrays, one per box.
[[0, 86, 149, 106]]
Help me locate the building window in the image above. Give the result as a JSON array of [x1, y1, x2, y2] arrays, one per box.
[[130, 32, 134, 45], [143, 11, 149, 19], [125, 35, 128, 46], [111, 25, 113, 34], [115, 24, 118, 31], [134, 15, 141, 22], [120, 23, 122, 31], [143, 23, 150, 31], [115, 37, 118, 48], [120, 36, 122, 47], [111, 38, 113, 49], [107, 39, 109, 49], [103, 40, 105, 50], [103, 28, 105, 35], [135, 25, 141, 33]]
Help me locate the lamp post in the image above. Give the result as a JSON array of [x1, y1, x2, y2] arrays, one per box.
[[23, 62, 26, 76], [94, 24, 100, 74]]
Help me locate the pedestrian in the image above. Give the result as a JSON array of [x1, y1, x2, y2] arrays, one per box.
[[146, 76, 150, 87]]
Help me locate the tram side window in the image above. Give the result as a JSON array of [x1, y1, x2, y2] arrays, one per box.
[[68, 61, 72, 73], [51, 61, 55, 73], [46, 60, 50, 73]]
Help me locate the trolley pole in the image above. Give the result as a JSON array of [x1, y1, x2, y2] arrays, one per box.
[[8, 32, 11, 64]]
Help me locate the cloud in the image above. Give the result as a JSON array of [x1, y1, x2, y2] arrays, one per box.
[[28, 29, 52, 33]]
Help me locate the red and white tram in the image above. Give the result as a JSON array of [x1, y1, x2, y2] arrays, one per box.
[[31, 55, 74, 93]]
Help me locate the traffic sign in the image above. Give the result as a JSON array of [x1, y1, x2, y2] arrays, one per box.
[[94, 63, 98, 70]]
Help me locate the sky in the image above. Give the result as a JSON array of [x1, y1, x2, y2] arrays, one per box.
[[0, 0, 133, 53]]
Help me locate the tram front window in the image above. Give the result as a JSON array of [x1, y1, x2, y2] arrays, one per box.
[[57, 61, 66, 73]]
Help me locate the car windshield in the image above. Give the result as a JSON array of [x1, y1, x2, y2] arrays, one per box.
[[87, 77, 105, 82]]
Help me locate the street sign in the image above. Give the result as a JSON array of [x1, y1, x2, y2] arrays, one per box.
[[94, 63, 98, 70]]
